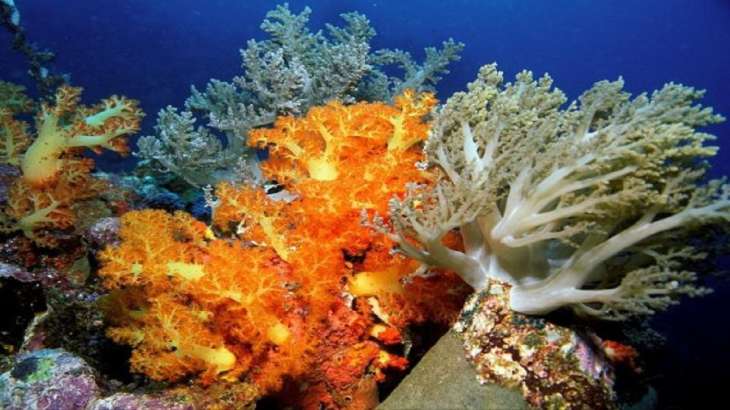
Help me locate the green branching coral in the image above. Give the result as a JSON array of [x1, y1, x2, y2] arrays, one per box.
[[136, 3, 463, 188], [0, 81, 32, 113], [135, 106, 237, 187], [367, 38, 465, 100], [379, 63, 728, 321]]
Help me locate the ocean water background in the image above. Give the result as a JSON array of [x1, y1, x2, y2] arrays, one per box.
[[1, 0, 728, 407]]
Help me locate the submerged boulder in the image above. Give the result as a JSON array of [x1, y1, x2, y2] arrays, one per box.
[[0, 349, 100, 410]]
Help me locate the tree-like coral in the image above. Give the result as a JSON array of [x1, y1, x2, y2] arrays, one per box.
[[136, 3, 463, 188], [380, 63, 728, 320], [0, 84, 143, 246]]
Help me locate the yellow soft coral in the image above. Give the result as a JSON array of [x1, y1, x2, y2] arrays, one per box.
[[0, 81, 32, 113], [20, 86, 142, 186], [0, 108, 31, 166], [0, 85, 143, 245]]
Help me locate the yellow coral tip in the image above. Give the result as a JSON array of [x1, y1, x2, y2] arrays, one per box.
[[370, 324, 387, 338], [204, 226, 217, 240], [267, 322, 291, 345], [166, 261, 206, 281], [348, 269, 404, 297]]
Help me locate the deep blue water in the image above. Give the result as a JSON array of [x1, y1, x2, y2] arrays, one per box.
[[2, 0, 729, 407]]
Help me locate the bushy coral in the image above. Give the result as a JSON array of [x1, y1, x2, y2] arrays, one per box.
[[135, 106, 235, 187], [99, 210, 309, 389], [380, 63, 729, 320], [0, 84, 142, 246], [0, 81, 33, 167], [136, 3, 463, 188], [100, 93, 468, 401]]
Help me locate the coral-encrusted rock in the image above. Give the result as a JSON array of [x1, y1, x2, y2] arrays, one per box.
[[91, 393, 195, 410], [91, 382, 259, 410], [84, 217, 120, 249], [0, 349, 259, 410], [382, 281, 629, 410], [456, 282, 616, 409], [0, 349, 101, 410], [0, 262, 34, 282], [0, 164, 20, 204]]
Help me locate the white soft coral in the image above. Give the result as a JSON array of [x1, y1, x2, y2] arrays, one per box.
[[381, 64, 728, 320]]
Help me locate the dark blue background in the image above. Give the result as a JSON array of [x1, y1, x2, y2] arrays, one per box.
[[2, 1, 729, 407]]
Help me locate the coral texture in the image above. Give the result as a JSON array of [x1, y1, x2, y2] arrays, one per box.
[[99, 210, 309, 390]]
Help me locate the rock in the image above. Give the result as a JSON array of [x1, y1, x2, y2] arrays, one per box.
[[378, 330, 529, 410], [0, 349, 260, 410], [0, 349, 101, 410], [0, 164, 20, 204], [456, 286, 617, 409], [85, 217, 121, 249], [91, 393, 195, 410]]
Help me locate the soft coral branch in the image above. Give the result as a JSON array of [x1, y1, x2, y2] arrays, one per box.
[[20, 86, 142, 186]]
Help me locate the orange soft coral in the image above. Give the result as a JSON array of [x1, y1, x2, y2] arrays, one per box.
[[101, 92, 465, 403], [211, 182, 300, 261], [348, 233, 470, 328], [241, 90, 436, 256], [99, 210, 311, 390], [248, 90, 435, 209]]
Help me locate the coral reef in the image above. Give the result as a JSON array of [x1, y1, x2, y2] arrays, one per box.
[[456, 282, 617, 409], [1, 11, 727, 407], [378, 63, 728, 320], [99, 94, 467, 406], [136, 3, 463, 187]]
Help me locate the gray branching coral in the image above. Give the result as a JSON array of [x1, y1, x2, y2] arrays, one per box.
[[135, 106, 237, 187], [381, 63, 728, 320], [137, 3, 463, 187]]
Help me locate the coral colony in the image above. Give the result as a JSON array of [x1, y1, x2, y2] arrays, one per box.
[[0, 4, 727, 410]]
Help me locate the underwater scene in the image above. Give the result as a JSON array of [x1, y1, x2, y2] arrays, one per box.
[[1, 1, 729, 409]]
